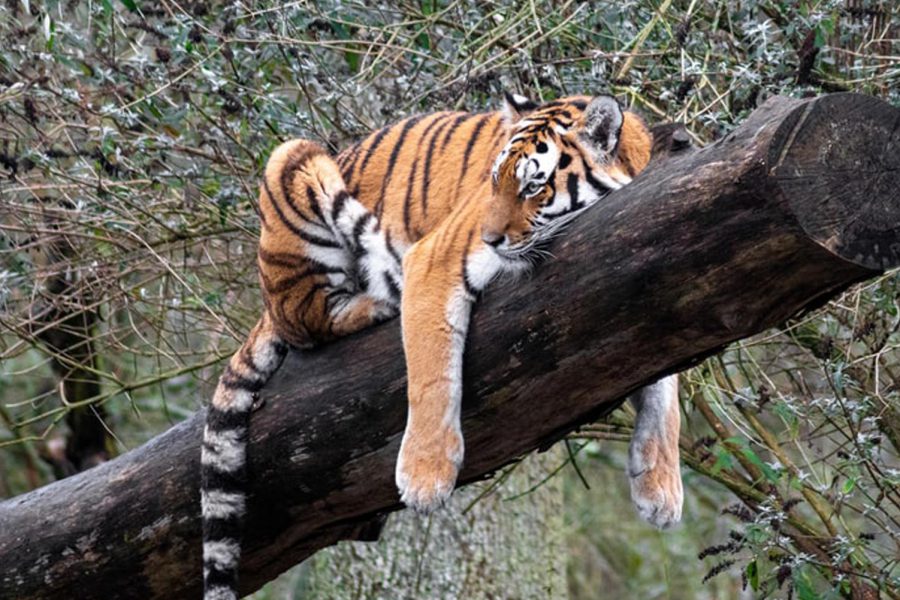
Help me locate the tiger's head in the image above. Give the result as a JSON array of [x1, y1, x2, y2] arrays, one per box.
[[484, 93, 651, 258]]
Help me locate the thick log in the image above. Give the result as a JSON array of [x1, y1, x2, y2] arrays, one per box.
[[1, 93, 898, 599]]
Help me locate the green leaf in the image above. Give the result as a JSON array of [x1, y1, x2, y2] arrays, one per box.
[[344, 48, 360, 73], [746, 560, 759, 591], [120, 0, 137, 10], [711, 447, 735, 474], [794, 567, 818, 600], [842, 478, 856, 494], [814, 27, 825, 49], [740, 446, 780, 483]]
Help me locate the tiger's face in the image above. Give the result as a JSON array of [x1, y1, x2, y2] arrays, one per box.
[[484, 94, 650, 259]]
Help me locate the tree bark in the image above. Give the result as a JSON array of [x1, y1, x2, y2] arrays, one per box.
[[0, 92, 897, 599]]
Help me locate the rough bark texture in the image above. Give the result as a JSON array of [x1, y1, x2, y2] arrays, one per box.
[[303, 446, 566, 600], [0, 92, 898, 599]]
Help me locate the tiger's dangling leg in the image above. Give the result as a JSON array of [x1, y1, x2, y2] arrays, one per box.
[[395, 231, 505, 513], [627, 374, 683, 528], [201, 312, 287, 600]]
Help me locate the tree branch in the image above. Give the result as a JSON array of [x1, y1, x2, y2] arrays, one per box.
[[1, 93, 898, 599]]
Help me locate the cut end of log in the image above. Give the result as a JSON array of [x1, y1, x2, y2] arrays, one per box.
[[768, 93, 900, 271]]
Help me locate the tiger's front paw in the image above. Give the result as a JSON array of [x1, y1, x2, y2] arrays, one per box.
[[628, 436, 683, 529], [395, 426, 463, 514]]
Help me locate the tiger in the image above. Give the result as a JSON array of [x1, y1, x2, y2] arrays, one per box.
[[200, 92, 683, 600]]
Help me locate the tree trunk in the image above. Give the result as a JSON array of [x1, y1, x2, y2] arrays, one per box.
[[29, 223, 111, 475], [302, 446, 567, 600], [0, 92, 898, 599]]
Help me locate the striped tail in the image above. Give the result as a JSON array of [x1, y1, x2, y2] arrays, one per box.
[[201, 314, 287, 600]]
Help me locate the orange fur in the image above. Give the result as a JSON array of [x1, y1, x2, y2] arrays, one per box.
[[202, 93, 678, 600], [258, 96, 657, 509]]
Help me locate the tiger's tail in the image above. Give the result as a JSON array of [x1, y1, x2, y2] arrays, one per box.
[[201, 312, 287, 600]]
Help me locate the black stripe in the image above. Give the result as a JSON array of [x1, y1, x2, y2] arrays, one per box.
[[440, 113, 473, 151], [297, 228, 342, 249], [351, 212, 374, 254], [261, 268, 334, 295], [206, 405, 250, 431], [355, 120, 401, 182], [272, 340, 289, 357], [581, 156, 611, 196], [265, 176, 332, 247], [259, 254, 343, 294], [567, 172, 582, 209], [402, 114, 450, 237], [238, 347, 264, 377], [402, 154, 419, 238], [461, 229, 479, 298], [331, 189, 349, 220], [306, 185, 326, 223], [422, 114, 465, 217], [485, 115, 504, 147], [201, 461, 246, 494], [324, 287, 353, 313], [264, 176, 314, 229], [297, 282, 330, 312], [341, 134, 372, 182], [375, 115, 426, 219], [277, 294, 308, 338], [336, 143, 358, 171], [538, 173, 577, 220], [220, 366, 265, 392], [383, 271, 401, 301], [257, 247, 307, 268], [203, 561, 239, 589], [483, 122, 509, 181], [383, 228, 402, 266], [202, 515, 243, 545], [456, 114, 492, 192], [280, 151, 320, 225]]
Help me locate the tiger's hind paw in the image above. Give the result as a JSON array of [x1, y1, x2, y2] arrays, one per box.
[[628, 437, 683, 529]]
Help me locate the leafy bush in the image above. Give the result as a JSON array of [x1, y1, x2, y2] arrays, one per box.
[[1, 1, 897, 597]]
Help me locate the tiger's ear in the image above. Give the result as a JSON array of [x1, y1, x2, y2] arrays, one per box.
[[580, 95, 624, 162], [503, 91, 538, 123]]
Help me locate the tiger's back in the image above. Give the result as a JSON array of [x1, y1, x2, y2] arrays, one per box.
[[335, 111, 508, 243], [332, 98, 650, 253]]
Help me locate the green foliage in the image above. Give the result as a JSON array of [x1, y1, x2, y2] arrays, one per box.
[[0, 0, 897, 597]]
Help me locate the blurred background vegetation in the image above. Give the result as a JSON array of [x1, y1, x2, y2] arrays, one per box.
[[1, 0, 898, 598]]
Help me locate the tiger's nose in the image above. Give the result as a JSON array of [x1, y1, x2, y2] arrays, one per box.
[[481, 227, 506, 247]]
